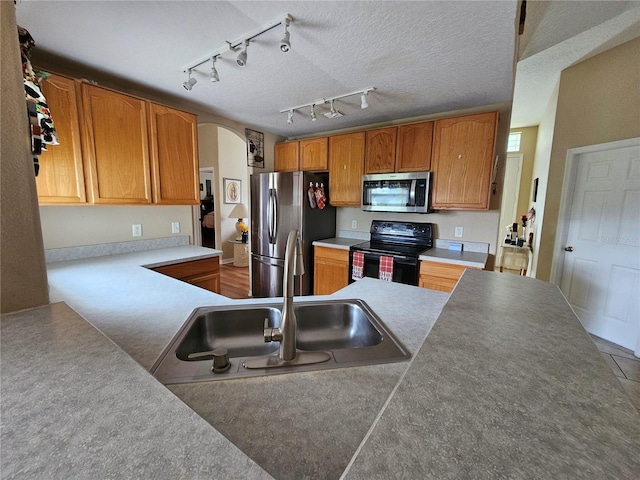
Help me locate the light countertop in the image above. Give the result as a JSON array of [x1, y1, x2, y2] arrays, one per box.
[[312, 237, 366, 250], [2, 244, 638, 478], [314, 237, 487, 268]]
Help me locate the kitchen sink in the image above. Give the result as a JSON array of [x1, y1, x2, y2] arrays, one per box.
[[150, 299, 410, 384]]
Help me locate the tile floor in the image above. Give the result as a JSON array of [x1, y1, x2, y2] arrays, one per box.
[[591, 334, 640, 412]]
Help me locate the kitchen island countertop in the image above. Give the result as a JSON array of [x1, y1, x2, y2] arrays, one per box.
[[2, 245, 639, 479]]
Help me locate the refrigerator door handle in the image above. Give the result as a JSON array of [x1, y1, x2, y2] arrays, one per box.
[[268, 188, 278, 244]]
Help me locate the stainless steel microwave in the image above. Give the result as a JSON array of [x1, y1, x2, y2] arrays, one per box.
[[361, 172, 431, 213]]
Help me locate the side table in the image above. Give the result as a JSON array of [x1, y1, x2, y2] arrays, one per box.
[[499, 244, 531, 275], [229, 240, 249, 267]]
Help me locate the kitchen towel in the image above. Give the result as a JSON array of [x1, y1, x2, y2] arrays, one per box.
[[351, 252, 364, 280], [379, 256, 394, 282]]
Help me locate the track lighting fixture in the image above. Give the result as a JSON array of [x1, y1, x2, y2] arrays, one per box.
[[180, 14, 292, 89], [280, 17, 291, 52], [324, 99, 343, 119], [236, 40, 249, 67], [280, 87, 375, 124], [210, 56, 219, 82], [182, 69, 197, 91], [360, 93, 369, 109]]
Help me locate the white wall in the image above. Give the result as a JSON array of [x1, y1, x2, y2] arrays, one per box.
[[527, 81, 559, 279], [40, 205, 194, 249], [1, 1, 49, 312]]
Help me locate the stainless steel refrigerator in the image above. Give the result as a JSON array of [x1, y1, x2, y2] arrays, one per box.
[[251, 171, 336, 298]]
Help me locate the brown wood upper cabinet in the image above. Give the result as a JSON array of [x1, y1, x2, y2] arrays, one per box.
[[431, 112, 498, 210], [395, 121, 433, 172], [274, 141, 299, 172], [35, 75, 199, 205], [299, 137, 328, 171], [148, 104, 199, 205], [364, 127, 397, 174], [364, 122, 433, 174], [81, 84, 153, 204], [328, 132, 365, 207], [36, 74, 87, 204]]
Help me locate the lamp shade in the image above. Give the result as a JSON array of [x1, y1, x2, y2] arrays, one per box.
[[228, 203, 249, 220]]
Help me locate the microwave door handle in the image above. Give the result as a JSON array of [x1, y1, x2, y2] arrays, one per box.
[[408, 179, 417, 206]]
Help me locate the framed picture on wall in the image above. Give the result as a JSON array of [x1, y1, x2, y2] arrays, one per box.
[[245, 128, 265, 168], [223, 178, 241, 204]]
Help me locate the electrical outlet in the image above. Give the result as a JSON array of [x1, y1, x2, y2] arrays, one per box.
[[132, 224, 142, 237], [454, 226, 463, 238], [351, 220, 357, 229], [171, 222, 180, 234]]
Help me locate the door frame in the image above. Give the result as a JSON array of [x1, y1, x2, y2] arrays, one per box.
[[193, 167, 216, 247], [496, 153, 523, 268], [551, 137, 640, 355], [551, 137, 640, 286]]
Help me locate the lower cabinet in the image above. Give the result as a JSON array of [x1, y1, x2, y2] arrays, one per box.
[[152, 256, 220, 294], [314, 246, 349, 295], [419, 260, 480, 293]]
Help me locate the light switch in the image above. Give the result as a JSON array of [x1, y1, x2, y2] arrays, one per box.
[[171, 222, 180, 234]]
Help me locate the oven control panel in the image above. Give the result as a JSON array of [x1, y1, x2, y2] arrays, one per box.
[[370, 220, 432, 247]]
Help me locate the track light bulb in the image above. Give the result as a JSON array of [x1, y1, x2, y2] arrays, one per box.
[[210, 57, 219, 82], [329, 100, 337, 115], [360, 93, 369, 109], [310, 105, 317, 121], [280, 31, 290, 52], [287, 109, 294, 124], [280, 18, 291, 52], [183, 70, 197, 91], [237, 40, 249, 67]]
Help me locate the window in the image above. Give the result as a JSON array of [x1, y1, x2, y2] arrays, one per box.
[[507, 132, 521, 152]]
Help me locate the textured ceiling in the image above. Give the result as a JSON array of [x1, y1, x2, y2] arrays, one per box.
[[511, 0, 640, 128], [15, 1, 518, 138]]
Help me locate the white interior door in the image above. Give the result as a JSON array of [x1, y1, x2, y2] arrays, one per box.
[[497, 154, 523, 267], [559, 143, 639, 354]]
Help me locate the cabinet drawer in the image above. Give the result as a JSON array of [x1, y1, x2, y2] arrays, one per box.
[[420, 260, 468, 280], [153, 257, 219, 279]]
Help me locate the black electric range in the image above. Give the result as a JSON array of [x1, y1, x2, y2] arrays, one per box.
[[349, 220, 433, 285]]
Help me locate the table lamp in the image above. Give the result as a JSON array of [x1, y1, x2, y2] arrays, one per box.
[[228, 203, 249, 240]]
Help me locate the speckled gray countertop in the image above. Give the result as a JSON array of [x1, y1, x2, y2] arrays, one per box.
[[419, 246, 488, 268], [312, 237, 366, 250], [1, 302, 273, 480], [3, 245, 638, 479]]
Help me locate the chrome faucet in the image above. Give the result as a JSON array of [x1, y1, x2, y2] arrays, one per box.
[[265, 229, 303, 361], [244, 229, 330, 369]]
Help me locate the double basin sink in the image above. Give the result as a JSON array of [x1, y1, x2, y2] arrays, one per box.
[[150, 299, 410, 384]]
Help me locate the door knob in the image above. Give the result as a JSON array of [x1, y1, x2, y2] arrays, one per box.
[[564, 246, 574, 252]]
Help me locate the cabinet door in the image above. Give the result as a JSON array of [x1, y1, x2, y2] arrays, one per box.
[[36, 74, 87, 204], [314, 246, 349, 295], [148, 104, 199, 205], [81, 84, 152, 204], [431, 112, 498, 210], [396, 121, 433, 172], [328, 132, 365, 206], [300, 137, 328, 171], [275, 141, 300, 171], [419, 260, 478, 293], [365, 127, 397, 174]]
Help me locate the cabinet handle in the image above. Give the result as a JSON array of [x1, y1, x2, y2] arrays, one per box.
[[564, 246, 574, 252], [458, 154, 463, 159]]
